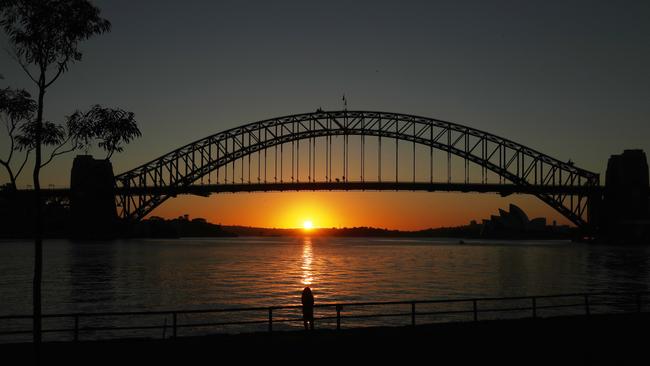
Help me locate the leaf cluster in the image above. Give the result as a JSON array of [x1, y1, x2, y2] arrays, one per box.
[[0, 86, 35, 122], [68, 105, 141, 159], [0, 0, 111, 86]]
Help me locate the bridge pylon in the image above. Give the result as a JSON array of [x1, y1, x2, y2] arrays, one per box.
[[70, 155, 118, 239], [598, 150, 650, 244]]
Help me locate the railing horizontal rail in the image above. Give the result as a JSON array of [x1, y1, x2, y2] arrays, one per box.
[[535, 303, 585, 310], [0, 330, 32, 336], [339, 312, 412, 320], [2, 291, 646, 320], [466, 306, 534, 313], [79, 325, 172, 332], [415, 310, 476, 317], [178, 320, 270, 328]]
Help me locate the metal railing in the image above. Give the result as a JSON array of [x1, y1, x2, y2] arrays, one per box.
[[0, 291, 647, 343]]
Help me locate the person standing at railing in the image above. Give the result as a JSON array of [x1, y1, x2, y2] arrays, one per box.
[[302, 287, 315, 330]]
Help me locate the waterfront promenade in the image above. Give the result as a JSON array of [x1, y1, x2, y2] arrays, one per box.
[[2, 312, 647, 365]]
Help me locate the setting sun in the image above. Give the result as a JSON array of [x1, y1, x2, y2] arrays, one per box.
[[303, 220, 314, 230]]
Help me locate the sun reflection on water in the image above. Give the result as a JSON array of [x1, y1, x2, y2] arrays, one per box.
[[301, 237, 314, 286]]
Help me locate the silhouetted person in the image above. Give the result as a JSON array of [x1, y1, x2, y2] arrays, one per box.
[[301, 287, 314, 330]]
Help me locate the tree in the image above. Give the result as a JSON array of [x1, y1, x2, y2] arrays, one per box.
[[0, 0, 111, 360], [0, 87, 35, 190], [0, 86, 91, 190], [68, 105, 142, 160]]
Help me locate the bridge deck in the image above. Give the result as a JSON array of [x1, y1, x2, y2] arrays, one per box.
[[14, 181, 604, 198]]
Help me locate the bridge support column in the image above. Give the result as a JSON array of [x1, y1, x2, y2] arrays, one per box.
[[70, 155, 118, 239], [600, 149, 650, 244], [586, 192, 603, 237]]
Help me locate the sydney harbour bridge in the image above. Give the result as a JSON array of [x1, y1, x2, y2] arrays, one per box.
[[29, 110, 650, 237], [74, 110, 603, 229]]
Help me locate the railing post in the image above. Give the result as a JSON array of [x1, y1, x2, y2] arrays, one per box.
[[532, 297, 537, 319], [473, 300, 478, 322], [584, 295, 590, 316], [172, 312, 177, 339], [268, 307, 273, 333], [74, 315, 79, 342], [637, 293, 642, 313], [411, 302, 416, 326], [336, 305, 341, 330]]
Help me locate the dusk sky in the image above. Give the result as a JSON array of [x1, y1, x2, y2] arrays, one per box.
[[1, 0, 649, 229]]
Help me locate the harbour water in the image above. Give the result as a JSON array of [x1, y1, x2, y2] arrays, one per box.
[[1, 237, 649, 340]]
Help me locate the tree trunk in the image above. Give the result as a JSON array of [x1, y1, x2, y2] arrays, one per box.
[[32, 78, 45, 365], [0, 161, 17, 191], [9, 173, 17, 191]]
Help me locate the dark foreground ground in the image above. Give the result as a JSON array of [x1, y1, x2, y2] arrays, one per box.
[[3, 313, 648, 365]]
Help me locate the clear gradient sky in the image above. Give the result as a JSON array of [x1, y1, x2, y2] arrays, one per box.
[[1, 0, 649, 229]]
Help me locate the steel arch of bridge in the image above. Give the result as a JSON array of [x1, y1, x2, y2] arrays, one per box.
[[115, 111, 600, 227]]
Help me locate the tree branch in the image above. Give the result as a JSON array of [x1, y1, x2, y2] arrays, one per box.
[[44, 57, 69, 89], [15, 149, 31, 180], [40, 136, 76, 168], [2, 115, 11, 135], [1, 115, 18, 168], [6, 133, 15, 166], [6, 117, 19, 165], [4, 47, 38, 85], [0, 159, 16, 188]]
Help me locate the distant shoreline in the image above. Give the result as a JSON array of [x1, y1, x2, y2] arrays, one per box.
[[219, 225, 574, 240], [0, 214, 576, 240], [0, 225, 575, 241]]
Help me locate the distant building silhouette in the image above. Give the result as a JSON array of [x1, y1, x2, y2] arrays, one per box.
[[480, 204, 557, 238]]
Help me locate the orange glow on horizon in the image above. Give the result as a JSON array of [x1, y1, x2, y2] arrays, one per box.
[[149, 191, 573, 230]]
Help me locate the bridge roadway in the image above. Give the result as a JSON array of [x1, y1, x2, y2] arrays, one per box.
[[22, 181, 604, 198]]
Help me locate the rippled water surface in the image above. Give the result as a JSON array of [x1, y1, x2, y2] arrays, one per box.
[[1, 237, 650, 339]]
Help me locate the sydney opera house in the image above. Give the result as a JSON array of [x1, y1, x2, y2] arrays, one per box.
[[477, 204, 550, 237]]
